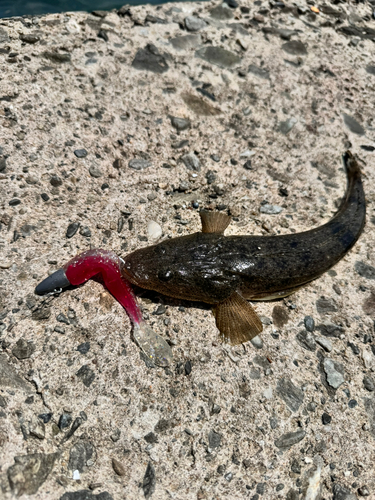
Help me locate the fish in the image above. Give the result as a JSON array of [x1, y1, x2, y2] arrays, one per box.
[[121, 151, 366, 345]]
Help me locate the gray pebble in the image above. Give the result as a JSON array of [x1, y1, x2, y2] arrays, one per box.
[[248, 64, 270, 79], [343, 113, 365, 136], [170, 116, 190, 131], [74, 149, 88, 158], [58, 413, 72, 430], [209, 4, 234, 20], [195, 46, 241, 69], [315, 337, 333, 352], [250, 336, 263, 349], [0, 157, 6, 172], [12, 339, 36, 359], [355, 261, 375, 280], [50, 175, 62, 187], [278, 117, 297, 135], [304, 315, 315, 332], [274, 429, 306, 450], [128, 158, 152, 170], [184, 16, 207, 32], [281, 40, 307, 55], [170, 34, 202, 51], [260, 204, 283, 214], [182, 152, 201, 171], [208, 429, 222, 449], [316, 296, 337, 314], [89, 165, 102, 178], [132, 43, 169, 74], [79, 226, 91, 237], [142, 462, 156, 499], [276, 377, 304, 412], [60, 491, 113, 500], [358, 485, 370, 497], [66, 222, 80, 238], [76, 365, 95, 387], [68, 440, 95, 472], [211, 154, 220, 162], [7, 453, 57, 497], [332, 483, 357, 500], [323, 358, 345, 389], [363, 376, 375, 392]]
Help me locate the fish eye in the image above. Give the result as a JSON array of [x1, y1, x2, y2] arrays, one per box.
[[158, 269, 174, 282]]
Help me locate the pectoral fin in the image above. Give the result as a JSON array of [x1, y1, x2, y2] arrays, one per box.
[[200, 210, 231, 234], [214, 292, 263, 345]]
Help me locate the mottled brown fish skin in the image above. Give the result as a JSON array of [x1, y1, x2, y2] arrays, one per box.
[[122, 152, 366, 304]]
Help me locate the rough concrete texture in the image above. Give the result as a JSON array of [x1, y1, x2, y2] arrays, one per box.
[[0, 1, 375, 499]]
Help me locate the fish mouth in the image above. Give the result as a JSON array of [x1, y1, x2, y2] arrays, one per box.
[[121, 266, 142, 287]]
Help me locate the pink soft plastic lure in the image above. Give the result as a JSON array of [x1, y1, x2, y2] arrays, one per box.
[[35, 249, 173, 367]]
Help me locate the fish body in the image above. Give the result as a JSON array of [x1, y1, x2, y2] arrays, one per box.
[[122, 152, 366, 344]]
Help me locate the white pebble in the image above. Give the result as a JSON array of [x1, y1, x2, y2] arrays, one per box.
[[73, 470, 80, 480], [147, 221, 162, 241]]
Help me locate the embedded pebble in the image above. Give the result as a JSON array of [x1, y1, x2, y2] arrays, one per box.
[[260, 204, 283, 215], [315, 337, 333, 352], [184, 16, 207, 32], [147, 221, 162, 240], [323, 358, 345, 389]]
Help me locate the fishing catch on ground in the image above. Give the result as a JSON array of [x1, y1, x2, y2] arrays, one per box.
[[35, 151, 366, 365]]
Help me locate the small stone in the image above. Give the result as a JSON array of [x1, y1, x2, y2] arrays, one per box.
[[243, 160, 252, 170], [343, 114, 365, 136], [348, 399, 358, 408], [76, 365, 95, 387], [185, 360, 192, 375], [195, 46, 241, 69], [170, 116, 190, 131], [7, 453, 57, 496], [355, 261, 375, 280], [323, 358, 345, 389], [77, 342, 90, 354], [278, 117, 297, 135], [184, 16, 207, 32], [363, 376, 375, 392], [209, 4, 234, 20], [182, 152, 201, 171], [304, 316, 315, 332], [32, 305, 51, 321], [142, 462, 156, 499], [79, 226, 91, 237], [274, 429, 306, 450], [12, 339, 36, 360], [41, 193, 50, 202], [208, 429, 222, 449], [9, 199, 21, 206], [260, 204, 283, 214], [358, 485, 370, 497], [248, 64, 270, 79], [38, 413, 52, 423], [315, 337, 333, 352], [112, 458, 126, 476], [29, 417, 45, 439], [132, 44, 169, 74], [333, 483, 357, 500], [89, 166, 102, 178], [50, 175, 62, 187], [147, 221, 162, 240], [144, 432, 158, 444], [316, 297, 337, 314], [128, 158, 152, 170], [61, 491, 113, 500], [59, 413, 72, 430], [322, 412, 331, 425], [68, 441, 95, 472], [276, 378, 304, 412], [74, 149, 87, 158], [20, 34, 40, 44], [66, 222, 80, 238], [170, 34, 202, 51], [281, 40, 307, 55], [251, 336, 263, 349]]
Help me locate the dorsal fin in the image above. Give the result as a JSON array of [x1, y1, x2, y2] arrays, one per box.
[[200, 211, 231, 234]]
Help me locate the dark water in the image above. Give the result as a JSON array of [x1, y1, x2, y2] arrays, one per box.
[[0, 0, 163, 19]]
